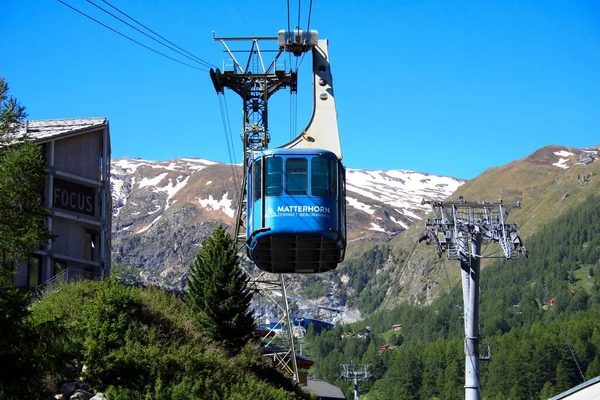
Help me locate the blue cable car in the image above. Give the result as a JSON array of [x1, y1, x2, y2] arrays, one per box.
[[246, 148, 346, 274]]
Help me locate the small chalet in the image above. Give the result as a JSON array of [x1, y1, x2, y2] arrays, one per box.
[[378, 344, 390, 353]]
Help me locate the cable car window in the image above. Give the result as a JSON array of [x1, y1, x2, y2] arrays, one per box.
[[266, 157, 283, 196], [253, 160, 261, 199], [330, 159, 338, 200], [311, 157, 329, 197], [286, 158, 308, 195]]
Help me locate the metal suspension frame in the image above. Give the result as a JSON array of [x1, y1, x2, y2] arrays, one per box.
[[210, 31, 316, 384], [341, 364, 372, 400], [420, 199, 527, 400]]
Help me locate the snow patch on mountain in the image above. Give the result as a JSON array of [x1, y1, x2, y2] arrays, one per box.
[[552, 150, 574, 169], [180, 158, 217, 165], [136, 215, 162, 234], [347, 196, 375, 214], [554, 150, 574, 158], [368, 222, 386, 232], [390, 215, 409, 228], [139, 173, 168, 189], [346, 169, 462, 212], [197, 193, 235, 218]]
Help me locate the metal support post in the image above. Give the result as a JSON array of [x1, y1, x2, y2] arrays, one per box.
[[462, 232, 481, 400]]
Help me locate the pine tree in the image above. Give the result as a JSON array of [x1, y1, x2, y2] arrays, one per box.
[[0, 77, 27, 138], [0, 77, 49, 397], [186, 225, 254, 354], [0, 76, 51, 269]]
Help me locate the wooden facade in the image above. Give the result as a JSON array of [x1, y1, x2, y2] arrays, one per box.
[[12, 118, 111, 288]]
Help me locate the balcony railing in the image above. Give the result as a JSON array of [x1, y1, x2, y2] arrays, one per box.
[[36, 268, 103, 295]]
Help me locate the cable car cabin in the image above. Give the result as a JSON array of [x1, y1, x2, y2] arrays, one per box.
[[247, 148, 346, 274]]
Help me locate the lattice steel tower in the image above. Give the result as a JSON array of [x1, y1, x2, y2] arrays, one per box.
[[420, 198, 527, 400]]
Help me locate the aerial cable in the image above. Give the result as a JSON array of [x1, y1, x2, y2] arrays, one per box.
[[286, 0, 292, 69], [289, 91, 298, 141], [297, 0, 302, 34], [217, 94, 239, 190], [85, 0, 213, 69], [57, 0, 206, 71], [222, 93, 241, 185], [294, 0, 302, 72], [530, 258, 586, 383], [99, 0, 216, 69], [289, 93, 292, 140], [230, 0, 255, 37], [306, 0, 313, 36], [293, 91, 298, 137], [295, 0, 312, 70], [380, 236, 421, 310]]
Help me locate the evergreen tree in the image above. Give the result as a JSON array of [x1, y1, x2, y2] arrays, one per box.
[[0, 77, 51, 268], [0, 77, 27, 137], [0, 286, 45, 398], [0, 77, 54, 397], [186, 225, 254, 354]]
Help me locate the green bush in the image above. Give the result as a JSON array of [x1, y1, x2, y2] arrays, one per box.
[[28, 279, 312, 398]]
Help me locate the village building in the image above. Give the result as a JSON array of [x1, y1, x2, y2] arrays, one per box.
[[549, 375, 600, 400], [11, 118, 111, 288]]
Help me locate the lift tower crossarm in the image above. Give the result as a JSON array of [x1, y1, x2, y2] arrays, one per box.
[[341, 364, 371, 400]]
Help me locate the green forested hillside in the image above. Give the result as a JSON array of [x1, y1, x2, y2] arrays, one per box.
[[305, 194, 600, 399]]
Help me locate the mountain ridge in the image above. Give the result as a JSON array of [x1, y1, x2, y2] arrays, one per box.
[[110, 157, 464, 295], [109, 144, 599, 320]]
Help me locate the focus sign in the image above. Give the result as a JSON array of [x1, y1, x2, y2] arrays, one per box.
[[53, 178, 97, 217]]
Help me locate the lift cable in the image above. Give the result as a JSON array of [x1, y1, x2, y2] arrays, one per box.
[[286, 0, 292, 69], [57, 0, 207, 71], [99, 0, 216, 69], [84, 0, 213, 69], [530, 258, 586, 383], [295, 0, 313, 70], [217, 93, 239, 190], [297, 0, 302, 34], [306, 0, 313, 36], [289, 93, 294, 141], [222, 93, 241, 186], [380, 236, 421, 310], [230, 0, 255, 37]]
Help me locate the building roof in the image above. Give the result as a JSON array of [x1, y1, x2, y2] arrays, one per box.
[[304, 379, 346, 399], [549, 375, 600, 399], [19, 117, 107, 142]]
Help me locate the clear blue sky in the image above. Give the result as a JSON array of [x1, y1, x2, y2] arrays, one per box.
[[1, 1, 599, 179]]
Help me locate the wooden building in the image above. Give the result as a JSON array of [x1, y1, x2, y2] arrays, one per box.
[[12, 118, 111, 288]]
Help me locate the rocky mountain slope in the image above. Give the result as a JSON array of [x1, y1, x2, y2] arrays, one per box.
[[110, 158, 464, 291]]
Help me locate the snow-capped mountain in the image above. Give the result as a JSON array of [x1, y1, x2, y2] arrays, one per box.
[[110, 157, 464, 287]]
